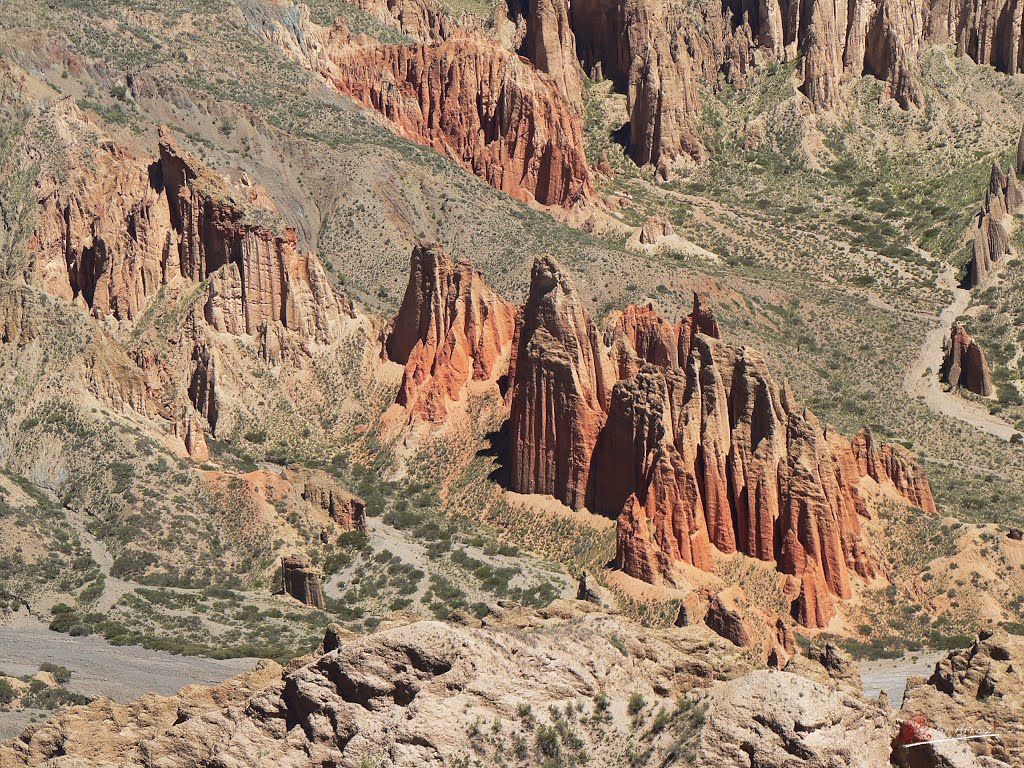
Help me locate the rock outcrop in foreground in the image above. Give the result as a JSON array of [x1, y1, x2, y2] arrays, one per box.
[[898, 629, 1023, 766], [942, 323, 994, 397], [505, 256, 935, 627], [0, 607, 897, 767], [254, 6, 591, 207], [385, 243, 516, 421]]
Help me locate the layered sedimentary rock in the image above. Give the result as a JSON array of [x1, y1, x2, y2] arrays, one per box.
[[257, 10, 590, 206], [385, 243, 516, 421], [899, 630, 1024, 765], [507, 255, 611, 510], [29, 112, 346, 345], [298, 470, 368, 532], [599, 366, 715, 574], [281, 554, 326, 608], [942, 323, 994, 397], [0, 611, 899, 768], [971, 210, 1012, 287], [851, 426, 936, 513], [519, 0, 585, 109], [503, 257, 934, 627]]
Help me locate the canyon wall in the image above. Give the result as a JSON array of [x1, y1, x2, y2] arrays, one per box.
[[389, 249, 937, 626], [253, 7, 591, 207], [30, 115, 347, 344], [27, 104, 351, 447]]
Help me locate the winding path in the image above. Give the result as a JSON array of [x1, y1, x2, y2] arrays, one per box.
[[903, 259, 1018, 440]]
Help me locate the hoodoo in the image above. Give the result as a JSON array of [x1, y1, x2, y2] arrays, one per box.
[[385, 243, 517, 421], [30, 122, 346, 344], [507, 255, 611, 510], [942, 323, 994, 397]]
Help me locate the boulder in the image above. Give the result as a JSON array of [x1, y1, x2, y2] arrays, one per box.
[[639, 214, 674, 245]]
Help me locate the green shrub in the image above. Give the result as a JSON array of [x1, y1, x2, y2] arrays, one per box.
[[38, 663, 72, 684]]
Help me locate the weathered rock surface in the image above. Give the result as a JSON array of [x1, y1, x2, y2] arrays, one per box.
[[385, 243, 516, 421], [968, 160, 1018, 288], [295, 468, 368, 532], [281, 553, 326, 608], [942, 323, 994, 397], [851, 426, 937, 514], [1, 611, 899, 768], [639, 214, 674, 244], [519, 0, 585, 110], [696, 669, 893, 766], [701, 586, 796, 665], [507, 255, 611, 510], [353, 0, 461, 42], [969, 210, 1012, 288], [506, 259, 934, 626], [570, 0, 706, 165], [899, 630, 1023, 766], [256, 9, 591, 206], [29, 110, 347, 345], [0, 661, 283, 767]]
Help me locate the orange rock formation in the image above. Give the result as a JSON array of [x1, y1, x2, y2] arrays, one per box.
[[500, 255, 936, 627], [384, 243, 517, 421]]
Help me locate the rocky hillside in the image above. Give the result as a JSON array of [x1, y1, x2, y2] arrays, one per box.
[[4, 0, 1024, 762], [1, 603, 904, 768]]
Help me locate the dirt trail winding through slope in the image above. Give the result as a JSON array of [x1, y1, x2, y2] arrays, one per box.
[[903, 259, 1017, 440]]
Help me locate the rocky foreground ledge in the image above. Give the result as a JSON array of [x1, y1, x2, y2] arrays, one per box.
[[3, 600, 1016, 767]]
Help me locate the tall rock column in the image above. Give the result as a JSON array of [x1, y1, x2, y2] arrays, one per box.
[[508, 255, 610, 510], [524, 0, 586, 109], [941, 323, 994, 397]]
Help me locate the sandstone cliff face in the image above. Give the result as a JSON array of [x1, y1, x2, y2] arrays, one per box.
[[297, 469, 369, 532], [507, 255, 610, 510], [942, 323, 994, 397], [504, 258, 935, 627], [26, 110, 352, 454], [570, 0, 706, 166], [899, 629, 1024, 766], [969, 160, 1018, 288], [520, 0, 585, 110], [257, 10, 590, 207], [353, 0, 460, 42], [385, 243, 516, 421], [29, 116, 346, 346]]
